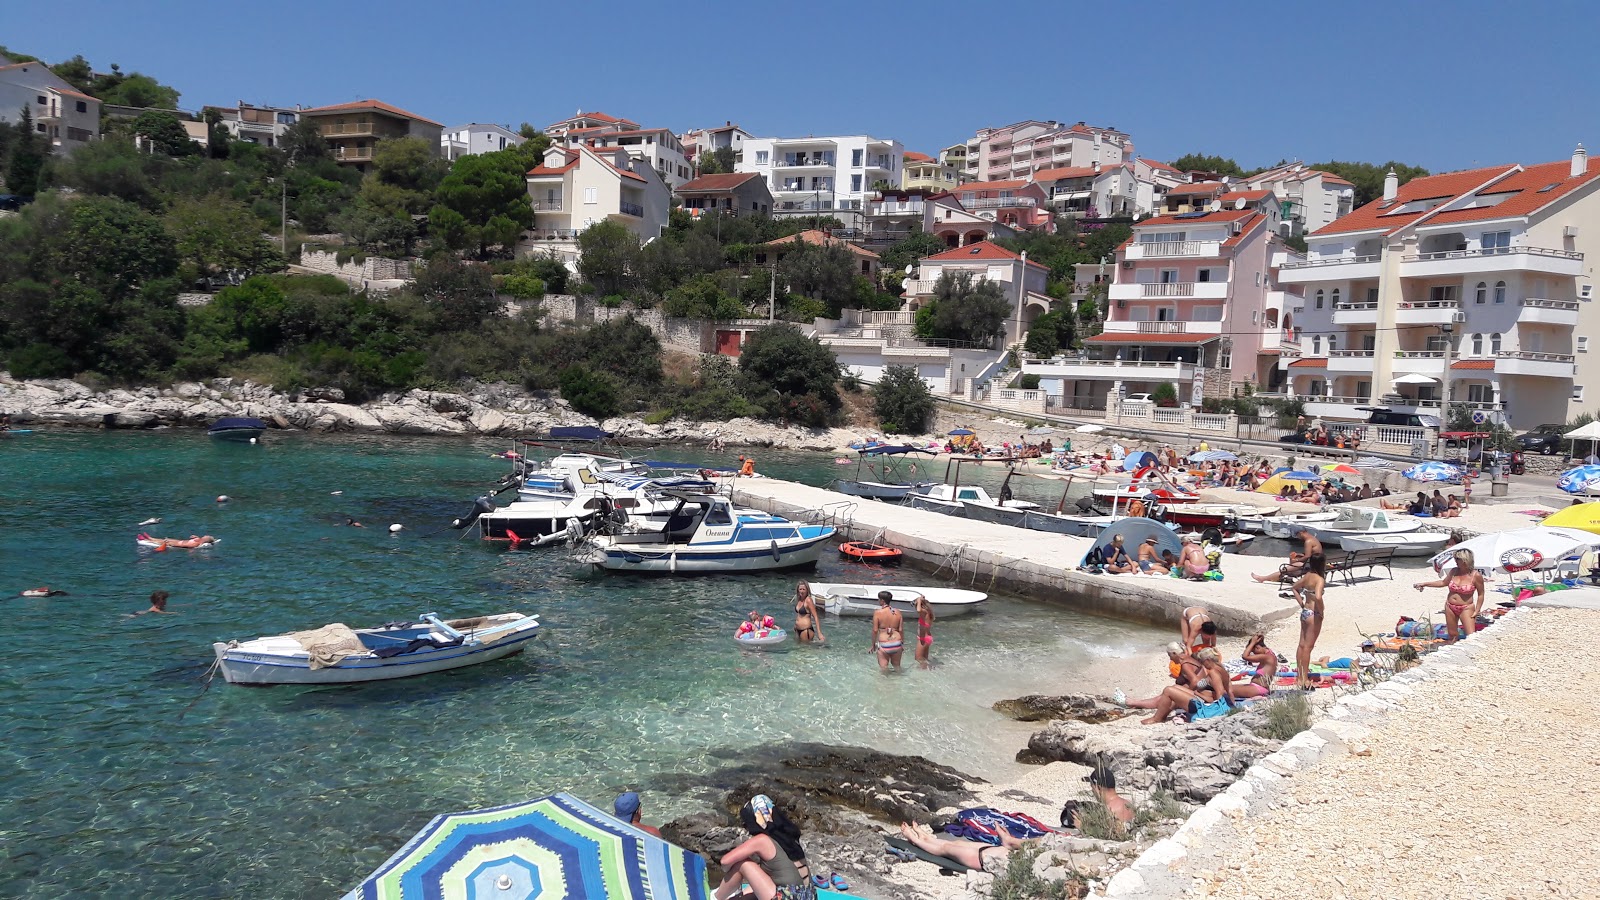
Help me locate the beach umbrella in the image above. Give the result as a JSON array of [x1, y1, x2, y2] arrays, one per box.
[[947, 428, 974, 436], [1255, 472, 1316, 495], [1074, 424, 1106, 434], [1556, 465, 1600, 495], [1401, 461, 1462, 483], [1540, 525, 1600, 548], [347, 793, 710, 900], [1538, 502, 1600, 534], [1280, 470, 1320, 481], [1320, 463, 1361, 476], [1121, 450, 1159, 471], [1428, 527, 1586, 575], [1189, 449, 1237, 463]]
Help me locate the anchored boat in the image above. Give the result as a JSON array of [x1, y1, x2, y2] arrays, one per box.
[[806, 583, 988, 617], [582, 491, 834, 574]]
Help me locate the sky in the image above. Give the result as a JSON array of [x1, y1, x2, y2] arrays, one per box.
[[3, 0, 1597, 173]]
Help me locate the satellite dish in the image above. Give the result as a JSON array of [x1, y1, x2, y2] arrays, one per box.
[[904, 264, 914, 275]]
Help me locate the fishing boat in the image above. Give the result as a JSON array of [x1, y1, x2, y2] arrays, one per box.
[[211, 611, 541, 685], [834, 444, 938, 501], [582, 491, 834, 574], [906, 484, 1038, 516], [1162, 504, 1268, 531], [472, 473, 713, 544], [806, 583, 988, 617], [1338, 531, 1450, 557], [1259, 510, 1338, 539], [207, 417, 268, 441], [1303, 507, 1422, 544]]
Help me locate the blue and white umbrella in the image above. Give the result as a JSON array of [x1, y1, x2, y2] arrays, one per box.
[[1401, 461, 1462, 483], [1557, 464, 1600, 495], [1189, 449, 1238, 463]]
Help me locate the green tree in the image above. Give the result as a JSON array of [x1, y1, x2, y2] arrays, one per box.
[[430, 149, 535, 255], [132, 110, 199, 157], [412, 253, 500, 330], [918, 270, 1009, 345], [738, 323, 841, 426], [558, 365, 621, 419], [97, 69, 181, 109], [165, 197, 283, 279], [7, 106, 47, 195], [576, 220, 639, 296], [879, 231, 945, 288], [662, 273, 746, 319], [1151, 382, 1178, 408], [695, 150, 724, 175], [280, 119, 331, 162], [1023, 308, 1075, 357], [873, 364, 935, 434], [49, 54, 93, 93], [776, 240, 857, 316], [1308, 160, 1431, 206], [202, 107, 231, 159], [1169, 154, 1245, 178]]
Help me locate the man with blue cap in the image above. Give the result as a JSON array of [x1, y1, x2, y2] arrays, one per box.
[[613, 791, 661, 836]]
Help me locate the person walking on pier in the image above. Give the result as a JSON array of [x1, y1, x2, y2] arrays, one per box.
[[872, 592, 905, 673]]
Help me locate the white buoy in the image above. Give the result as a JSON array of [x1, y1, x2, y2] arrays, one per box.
[[216, 495, 230, 503], [389, 523, 404, 533], [331, 490, 343, 496], [249, 437, 257, 444]]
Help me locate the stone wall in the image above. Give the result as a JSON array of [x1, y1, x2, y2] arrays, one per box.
[[538, 294, 714, 354], [298, 248, 414, 284]]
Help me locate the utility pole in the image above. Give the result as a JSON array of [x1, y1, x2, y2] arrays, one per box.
[[280, 148, 300, 260], [768, 265, 776, 323], [1436, 321, 1456, 459]]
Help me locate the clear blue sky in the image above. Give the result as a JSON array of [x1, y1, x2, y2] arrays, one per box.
[[4, 0, 1595, 173]]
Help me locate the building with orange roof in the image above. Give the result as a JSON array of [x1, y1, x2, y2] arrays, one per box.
[[1276, 147, 1600, 430], [1032, 161, 1144, 218], [299, 99, 443, 168], [201, 101, 303, 150], [679, 122, 753, 171], [676, 172, 772, 220], [754, 229, 880, 279], [549, 115, 693, 189], [957, 120, 1132, 183], [935, 179, 1053, 234], [543, 110, 637, 137], [1242, 162, 1357, 236], [0, 57, 100, 155], [738, 134, 905, 229], [902, 150, 959, 192], [903, 240, 1053, 345], [522, 144, 671, 265]]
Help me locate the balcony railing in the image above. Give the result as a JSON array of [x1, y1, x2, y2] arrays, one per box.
[[1329, 349, 1376, 358], [530, 199, 563, 211], [1140, 282, 1195, 297], [776, 154, 835, 167], [617, 200, 644, 217], [333, 147, 374, 161], [869, 202, 924, 216], [1128, 240, 1222, 258], [1136, 321, 1189, 333], [1280, 254, 1380, 269], [1394, 350, 1446, 358], [1398, 299, 1460, 309], [1520, 297, 1581, 311], [1496, 350, 1576, 363], [1333, 301, 1380, 311], [962, 196, 1037, 209], [1407, 246, 1583, 263]]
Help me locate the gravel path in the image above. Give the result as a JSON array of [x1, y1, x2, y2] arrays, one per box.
[[1182, 607, 1600, 899]]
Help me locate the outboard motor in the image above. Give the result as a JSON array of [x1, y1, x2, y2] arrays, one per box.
[[451, 495, 497, 529]]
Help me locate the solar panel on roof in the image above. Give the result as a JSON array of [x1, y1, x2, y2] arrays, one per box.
[[1174, 211, 1210, 219]]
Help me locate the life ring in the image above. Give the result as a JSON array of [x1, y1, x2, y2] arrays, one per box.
[[839, 541, 903, 564]]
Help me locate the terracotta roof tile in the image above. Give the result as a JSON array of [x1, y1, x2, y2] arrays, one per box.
[[1451, 359, 1496, 370], [919, 240, 1047, 270], [678, 173, 761, 192], [1085, 332, 1220, 344], [761, 229, 879, 259], [1288, 358, 1328, 368], [1308, 160, 1600, 237], [1167, 182, 1227, 196], [301, 98, 441, 127], [1132, 208, 1259, 229], [1033, 165, 1101, 182], [957, 179, 1036, 192], [1220, 189, 1273, 203], [1139, 158, 1181, 173], [904, 151, 934, 163]]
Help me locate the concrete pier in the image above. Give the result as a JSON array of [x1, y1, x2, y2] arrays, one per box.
[[730, 478, 1300, 633]]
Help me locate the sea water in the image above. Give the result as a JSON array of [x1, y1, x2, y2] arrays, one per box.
[[0, 431, 1163, 897]]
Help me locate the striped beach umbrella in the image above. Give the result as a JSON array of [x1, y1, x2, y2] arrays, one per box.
[[346, 793, 709, 900], [1556, 465, 1600, 495]]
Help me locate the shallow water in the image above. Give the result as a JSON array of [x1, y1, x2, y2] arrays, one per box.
[[0, 431, 1164, 897]]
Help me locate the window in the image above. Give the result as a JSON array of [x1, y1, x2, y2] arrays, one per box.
[[1314, 289, 1324, 309], [35, 95, 45, 104], [75, 100, 87, 113], [1429, 285, 1458, 303], [1581, 336, 1590, 353], [1362, 334, 1376, 350], [1491, 333, 1502, 354], [1356, 381, 1371, 401], [1312, 336, 1322, 354], [1475, 282, 1487, 304], [1328, 335, 1337, 353], [1575, 386, 1587, 402], [852, 149, 863, 167], [1219, 350, 1232, 368], [1493, 281, 1506, 304], [850, 174, 862, 192], [755, 150, 768, 164], [1472, 333, 1483, 355], [1468, 384, 1493, 404], [1482, 230, 1511, 253], [1198, 268, 1211, 283], [583, 187, 597, 204], [1331, 288, 1341, 307], [1366, 287, 1379, 303], [1159, 269, 1178, 284]]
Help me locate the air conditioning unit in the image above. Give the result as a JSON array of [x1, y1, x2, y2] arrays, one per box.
[[1121, 261, 1133, 269], [1565, 225, 1580, 237], [1451, 311, 1467, 324]]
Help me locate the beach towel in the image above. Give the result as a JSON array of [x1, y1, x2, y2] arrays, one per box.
[[955, 808, 1056, 841]]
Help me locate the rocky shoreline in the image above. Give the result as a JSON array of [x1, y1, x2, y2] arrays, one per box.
[[0, 374, 863, 450]]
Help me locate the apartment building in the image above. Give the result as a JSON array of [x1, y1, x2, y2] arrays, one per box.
[[902, 151, 959, 192], [959, 120, 1133, 183], [522, 144, 671, 264], [441, 123, 524, 161], [1276, 149, 1600, 429], [556, 124, 693, 190], [676, 172, 772, 219], [681, 122, 752, 168], [544, 110, 637, 138], [202, 101, 300, 149], [940, 179, 1052, 232], [738, 135, 904, 226], [939, 143, 969, 183], [0, 58, 100, 154], [1033, 162, 1142, 218], [1243, 162, 1356, 236], [1022, 207, 1294, 409], [903, 241, 1053, 345], [299, 99, 443, 168], [755, 229, 880, 279]]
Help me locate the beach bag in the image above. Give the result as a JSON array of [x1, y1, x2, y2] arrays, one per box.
[[1188, 697, 1232, 720]]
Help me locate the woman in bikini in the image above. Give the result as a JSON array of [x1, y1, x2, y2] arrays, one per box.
[[913, 594, 933, 669], [1290, 553, 1327, 691], [793, 582, 824, 645], [1413, 549, 1485, 644], [871, 592, 904, 673], [1180, 606, 1216, 654], [1241, 632, 1278, 696]]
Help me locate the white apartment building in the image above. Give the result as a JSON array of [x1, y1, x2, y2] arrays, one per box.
[[1033, 162, 1143, 218], [441, 123, 524, 161], [1243, 162, 1357, 236], [202, 101, 301, 149], [1277, 149, 1600, 429], [544, 110, 637, 138], [554, 122, 692, 190], [738, 135, 904, 224], [0, 57, 100, 155], [960, 120, 1132, 183], [522, 144, 672, 265]]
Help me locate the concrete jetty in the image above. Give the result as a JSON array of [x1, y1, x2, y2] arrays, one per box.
[[730, 478, 1300, 633]]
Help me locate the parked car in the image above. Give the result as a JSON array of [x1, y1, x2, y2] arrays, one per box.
[[1517, 423, 1569, 455], [1356, 407, 1442, 429], [1123, 393, 1153, 404]]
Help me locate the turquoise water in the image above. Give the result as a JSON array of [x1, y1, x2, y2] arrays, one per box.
[[0, 431, 1163, 897]]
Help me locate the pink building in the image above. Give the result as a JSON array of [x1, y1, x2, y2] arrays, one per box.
[[930, 179, 1053, 235]]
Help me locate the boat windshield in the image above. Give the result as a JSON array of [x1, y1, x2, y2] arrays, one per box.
[[703, 503, 733, 526]]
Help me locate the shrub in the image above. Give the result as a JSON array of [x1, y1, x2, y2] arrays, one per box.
[[989, 845, 1086, 899], [501, 274, 545, 299], [599, 294, 625, 308], [739, 323, 841, 427], [1151, 382, 1179, 408], [1264, 397, 1307, 430], [642, 408, 674, 425], [7, 343, 76, 379], [1020, 373, 1041, 390], [558, 365, 620, 419], [873, 365, 935, 435], [1254, 692, 1313, 741]]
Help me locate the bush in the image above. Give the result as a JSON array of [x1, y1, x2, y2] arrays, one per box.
[[990, 846, 1087, 899], [1254, 692, 1313, 741], [642, 408, 674, 425], [1152, 382, 1179, 408], [739, 324, 841, 427], [7, 343, 76, 379], [873, 365, 935, 435], [500, 274, 545, 299], [558, 365, 620, 419], [1264, 397, 1307, 430], [1020, 373, 1041, 390]]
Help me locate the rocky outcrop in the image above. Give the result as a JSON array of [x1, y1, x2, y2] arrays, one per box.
[[1026, 709, 1282, 803], [992, 694, 1125, 724]]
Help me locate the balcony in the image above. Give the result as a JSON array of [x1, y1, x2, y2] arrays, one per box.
[[1269, 249, 1306, 269], [1102, 320, 1225, 335], [1325, 349, 1377, 373], [1108, 281, 1229, 301], [1125, 240, 1223, 260], [1022, 357, 1196, 383], [866, 156, 896, 170], [530, 199, 563, 211], [963, 196, 1038, 210], [1494, 350, 1576, 378], [1277, 254, 1381, 283], [1331, 301, 1379, 325], [775, 154, 835, 168], [1394, 298, 1460, 325], [776, 183, 834, 195], [333, 146, 374, 162], [1517, 297, 1581, 326], [1392, 350, 1447, 377], [868, 201, 923, 217], [1402, 246, 1584, 278], [617, 200, 644, 218]]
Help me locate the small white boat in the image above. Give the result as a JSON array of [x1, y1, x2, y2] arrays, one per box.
[[734, 628, 789, 650], [906, 484, 1037, 516], [1260, 511, 1338, 540], [806, 583, 988, 618], [212, 612, 541, 685], [583, 492, 834, 574], [959, 499, 1104, 536], [1305, 507, 1422, 544], [834, 444, 938, 501], [1338, 531, 1449, 556]]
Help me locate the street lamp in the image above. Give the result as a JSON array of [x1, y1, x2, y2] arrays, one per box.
[[1436, 322, 1456, 459]]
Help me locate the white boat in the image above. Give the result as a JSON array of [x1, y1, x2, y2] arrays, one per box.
[[212, 612, 541, 685], [1338, 531, 1450, 556], [515, 453, 644, 501], [734, 628, 789, 650], [583, 492, 834, 574], [806, 583, 989, 617], [1260, 511, 1338, 540], [959, 499, 1104, 536], [1304, 507, 1422, 544], [905, 484, 1038, 516], [834, 444, 938, 501], [473, 473, 713, 544]]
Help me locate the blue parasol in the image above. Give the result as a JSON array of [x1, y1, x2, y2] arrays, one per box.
[[1557, 464, 1600, 494], [1401, 461, 1462, 483]]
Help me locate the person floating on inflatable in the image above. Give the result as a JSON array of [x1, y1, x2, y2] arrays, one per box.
[[736, 610, 776, 639]]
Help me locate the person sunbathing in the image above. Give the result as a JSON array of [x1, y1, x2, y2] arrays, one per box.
[[1120, 644, 1200, 710], [896, 821, 1035, 875], [142, 533, 218, 549]]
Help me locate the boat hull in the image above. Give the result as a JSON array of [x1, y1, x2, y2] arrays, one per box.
[[834, 480, 936, 501], [590, 532, 833, 575], [1260, 512, 1338, 540], [808, 583, 988, 617], [211, 628, 541, 686], [208, 427, 265, 442], [903, 495, 965, 516], [1338, 533, 1448, 556], [960, 500, 1101, 536], [477, 512, 591, 541]]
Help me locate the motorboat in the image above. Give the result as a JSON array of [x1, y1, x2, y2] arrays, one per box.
[[1303, 507, 1422, 544], [1260, 510, 1338, 540], [906, 484, 1037, 516], [1091, 479, 1200, 508], [806, 583, 988, 618], [1162, 504, 1268, 531], [582, 491, 834, 574], [207, 417, 267, 442], [1338, 531, 1450, 557], [472, 473, 713, 545], [514, 452, 643, 502], [959, 500, 1104, 536], [212, 612, 541, 685], [834, 444, 938, 501]]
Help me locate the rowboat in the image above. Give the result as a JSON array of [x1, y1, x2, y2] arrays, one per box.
[[834, 444, 938, 501], [212, 612, 541, 685], [806, 583, 988, 617], [1338, 531, 1450, 556]]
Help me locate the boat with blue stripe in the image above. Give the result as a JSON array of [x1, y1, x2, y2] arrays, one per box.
[[583, 491, 834, 574]]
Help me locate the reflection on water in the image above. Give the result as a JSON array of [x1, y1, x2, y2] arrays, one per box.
[[0, 431, 1163, 897]]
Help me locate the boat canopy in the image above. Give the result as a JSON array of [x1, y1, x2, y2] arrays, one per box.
[[593, 472, 712, 491], [210, 417, 268, 430], [546, 426, 612, 441], [858, 444, 933, 456]]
